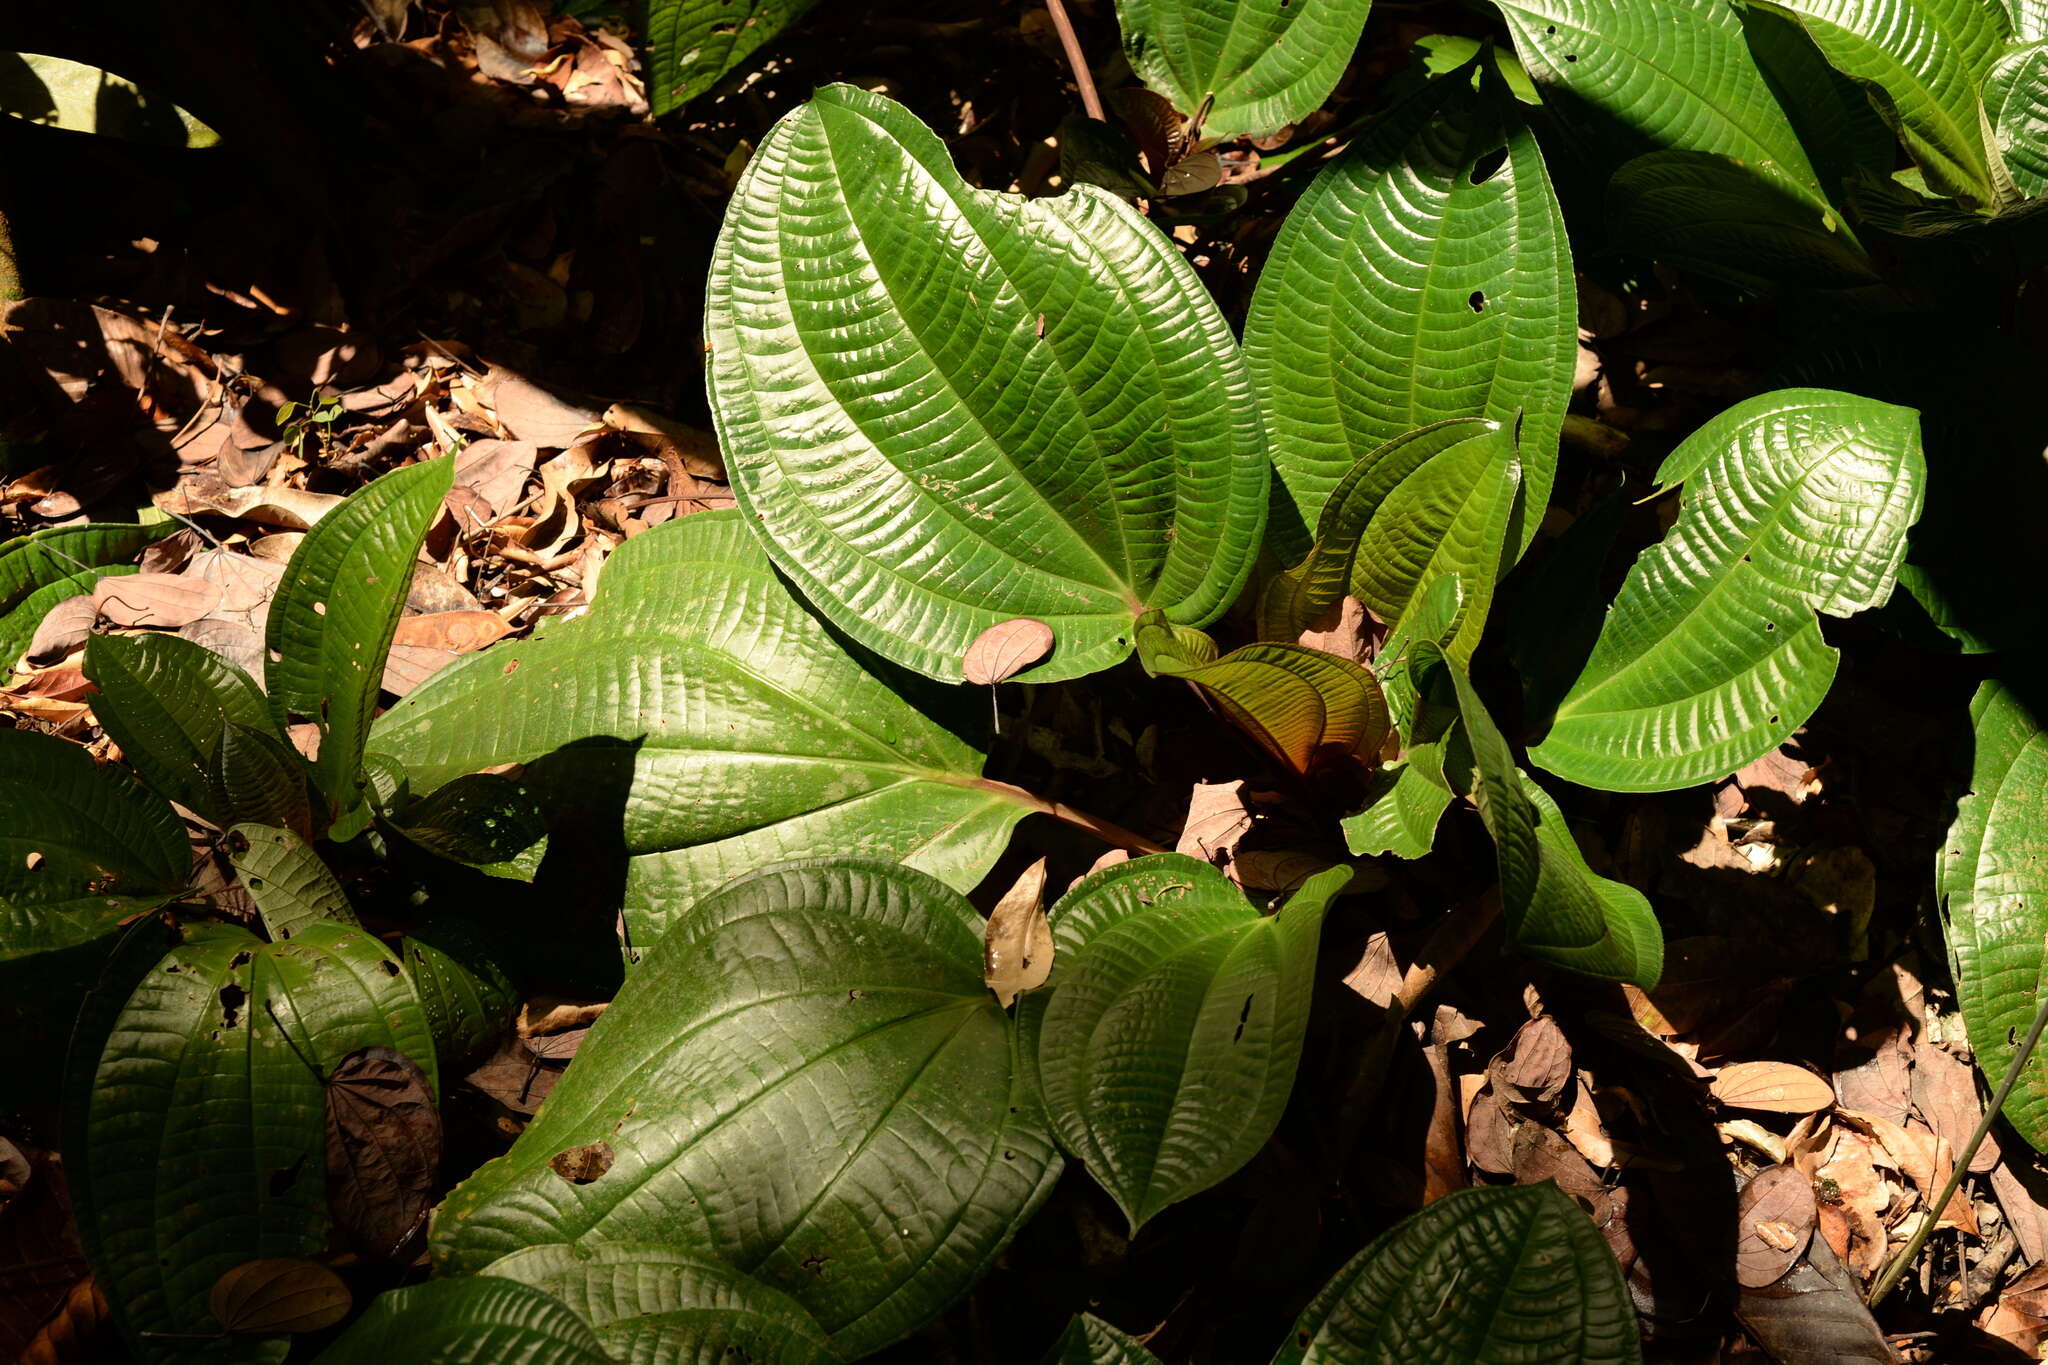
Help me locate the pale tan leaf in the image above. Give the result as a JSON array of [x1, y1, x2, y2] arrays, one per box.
[[962, 617, 1054, 685], [1176, 778, 1252, 863], [391, 610, 511, 654], [90, 573, 222, 629], [983, 856, 1052, 1008], [1711, 1061, 1836, 1114]]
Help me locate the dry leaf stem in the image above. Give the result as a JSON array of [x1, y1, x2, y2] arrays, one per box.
[[976, 778, 1168, 855]]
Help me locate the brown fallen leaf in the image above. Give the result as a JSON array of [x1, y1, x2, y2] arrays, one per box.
[[548, 1140, 614, 1185], [1991, 1160, 2048, 1264], [25, 595, 97, 665], [452, 437, 539, 520], [1494, 1015, 1573, 1108], [91, 573, 223, 629], [479, 367, 601, 447], [1736, 1164, 1817, 1288], [208, 1258, 350, 1334], [382, 643, 460, 697], [1711, 1060, 1836, 1114], [1294, 595, 1377, 668], [1341, 931, 1401, 1008], [962, 617, 1054, 685], [392, 610, 510, 653], [325, 1048, 440, 1260], [602, 402, 724, 479], [1177, 779, 1253, 866], [1736, 1231, 1896, 1364], [1983, 1261, 2048, 1358], [1913, 1039, 1999, 1174], [14, 1275, 107, 1365], [984, 856, 1053, 1009]]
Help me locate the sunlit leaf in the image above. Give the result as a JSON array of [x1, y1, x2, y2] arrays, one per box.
[[229, 823, 357, 940], [1114, 0, 1375, 141], [317, 1277, 611, 1365]]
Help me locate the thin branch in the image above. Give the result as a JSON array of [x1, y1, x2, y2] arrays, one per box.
[[1044, 0, 1105, 122], [976, 778, 1168, 855]]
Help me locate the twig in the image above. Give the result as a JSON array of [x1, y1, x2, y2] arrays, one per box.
[[975, 777, 1168, 855], [1043, 0, 1104, 122], [1870, 935, 2048, 1307]]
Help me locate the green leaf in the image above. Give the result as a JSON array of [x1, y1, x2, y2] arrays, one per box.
[[0, 51, 218, 147], [386, 772, 549, 881], [265, 458, 453, 820], [1491, 0, 1821, 193], [1751, 0, 2010, 207], [2009, 0, 2048, 38], [0, 520, 169, 615], [429, 859, 1061, 1359], [1260, 420, 1520, 665], [483, 1242, 841, 1364], [1341, 760, 1454, 859], [84, 632, 273, 821], [706, 84, 1268, 684], [316, 1277, 611, 1365], [1939, 680, 2048, 1150], [210, 722, 314, 835], [1605, 151, 1876, 290], [399, 916, 519, 1072], [1138, 621, 1390, 774], [228, 823, 357, 939], [1113, 0, 1375, 142], [1529, 390, 1924, 794], [1271, 1183, 1642, 1364], [1376, 571, 1463, 741], [69, 919, 436, 1359], [643, 0, 823, 116], [0, 727, 188, 962], [1434, 648, 1662, 986], [1987, 39, 2048, 195], [1742, 5, 1900, 197], [1044, 1315, 1161, 1364], [1020, 855, 1349, 1231], [1244, 70, 1571, 559], [377, 511, 1030, 953], [1414, 35, 1542, 104]]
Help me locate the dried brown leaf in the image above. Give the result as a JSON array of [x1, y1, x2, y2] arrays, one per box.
[[962, 617, 1054, 686], [207, 1258, 350, 1334], [391, 609, 510, 654], [1177, 779, 1252, 865], [325, 1047, 440, 1259], [1736, 1164, 1817, 1288], [984, 856, 1052, 1009], [1494, 1015, 1573, 1108], [91, 573, 222, 629], [1711, 1061, 1836, 1114]]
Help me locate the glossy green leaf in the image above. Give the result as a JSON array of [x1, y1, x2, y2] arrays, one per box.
[[0, 51, 218, 146], [0, 727, 187, 962], [1138, 620, 1390, 774], [1415, 35, 1542, 104], [211, 722, 314, 835], [1987, 39, 2048, 195], [1260, 421, 1520, 664], [1939, 681, 2048, 1150], [484, 1242, 841, 1364], [386, 772, 549, 881], [84, 632, 273, 822], [1044, 1315, 1160, 1364], [706, 84, 1268, 683], [1375, 571, 1463, 740], [1020, 855, 1349, 1231], [1605, 151, 1877, 290], [2009, 0, 2048, 37], [1341, 760, 1453, 860], [229, 823, 356, 939], [1114, 0, 1374, 141], [377, 511, 1029, 953], [1753, 0, 2009, 207], [1244, 71, 1571, 558], [430, 859, 1061, 1358], [266, 458, 453, 819], [399, 916, 519, 1072], [69, 919, 436, 1360], [1530, 390, 1924, 794], [0, 521, 169, 614], [316, 1277, 611, 1365], [1271, 1183, 1641, 1364], [1433, 648, 1662, 986], [642, 0, 824, 116], [1742, 5, 1899, 196]]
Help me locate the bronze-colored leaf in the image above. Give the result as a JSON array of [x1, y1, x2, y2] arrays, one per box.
[[325, 1047, 441, 1259], [1735, 1164, 1816, 1288], [962, 617, 1054, 685], [1493, 1016, 1573, 1108], [207, 1257, 350, 1334], [1711, 1061, 1836, 1114], [983, 856, 1052, 1009], [547, 1140, 614, 1184], [392, 609, 511, 654]]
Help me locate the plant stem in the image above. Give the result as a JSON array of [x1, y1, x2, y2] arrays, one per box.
[[977, 778, 1168, 855], [1869, 942, 2048, 1307], [0, 208, 19, 303], [1044, 0, 1105, 122]]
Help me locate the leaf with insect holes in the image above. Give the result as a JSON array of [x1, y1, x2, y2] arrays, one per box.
[[85, 632, 275, 825], [1114, 0, 1375, 142], [0, 726, 188, 963], [229, 823, 357, 940], [1272, 1182, 1640, 1364], [706, 85, 1268, 684], [429, 860, 1059, 1359], [66, 920, 436, 1361], [265, 458, 454, 821], [1736, 1165, 1816, 1288], [1987, 39, 2048, 195], [382, 772, 549, 881], [1020, 855, 1350, 1232]]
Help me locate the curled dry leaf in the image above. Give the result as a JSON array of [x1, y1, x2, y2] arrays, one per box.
[[207, 1257, 351, 1334], [325, 1047, 442, 1259], [1735, 1164, 1816, 1288], [1177, 779, 1253, 865], [962, 617, 1054, 685], [90, 573, 223, 629], [983, 855, 1052, 1009], [391, 609, 511, 653], [1494, 1015, 1573, 1108], [1710, 1061, 1836, 1114]]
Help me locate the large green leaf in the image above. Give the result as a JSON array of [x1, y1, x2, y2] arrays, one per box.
[[1604, 151, 1878, 290], [1341, 759, 1453, 860], [0, 520, 169, 616], [1987, 39, 2048, 195], [1114, 0, 1374, 142], [266, 458, 453, 819], [1020, 855, 1349, 1231], [484, 1242, 841, 1364], [430, 859, 1061, 1358], [1433, 647, 1662, 986], [1939, 680, 2048, 1150], [1045, 1315, 1160, 1364], [228, 823, 357, 939], [400, 916, 519, 1072], [1752, 0, 2009, 207], [84, 632, 274, 822], [68, 919, 437, 1360], [385, 772, 550, 881], [377, 510, 1030, 952], [0, 727, 188, 962], [2010, 0, 2048, 37], [642, 0, 824, 116], [1260, 421, 1520, 663], [1270, 1183, 1641, 1364], [1529, 390, 1924, 794], [1742, 5, 1900, 196], [1243, 71, 1571, 558], [317, 1277, 611, 1365], [705, 84, 1268, 684]]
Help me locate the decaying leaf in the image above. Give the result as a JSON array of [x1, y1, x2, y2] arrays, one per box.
[[207, 1257, 351, 1334], [325, 1047, 442, 1259], [90, 573, 223, 629], [984, 856, 1052, 1008], [962, 617, 1055, 686], [1711, 1061, 1836, 1114], [1735, 1164, 1816, 1288]]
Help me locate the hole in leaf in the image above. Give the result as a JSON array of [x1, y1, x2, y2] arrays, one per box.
[[1769, 715, 1780, 726], [1467, 290, 1487, 313], [220, 983, 247, 1027], [230, 950, 253, 968], [1545, 23, 1556, 32], [1765, 622, 1776, 632], [1234, 994, 1255, 1042], [1565, 53, 1578, 62], [24, 851, 41, 871], [1470, 147, 1508, 184], [268, 1155, 304, 1196], [379, 960, 401, 977], [549, 1141, 615, 1184], [313, 601, 326, 616]]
